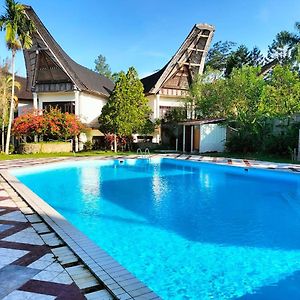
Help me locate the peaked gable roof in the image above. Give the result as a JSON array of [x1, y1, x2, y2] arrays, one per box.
[[15, 75, 32, 100], [23, 5, 114, 97], [141, 24, 215, 95], [0, 69, 32, 100]]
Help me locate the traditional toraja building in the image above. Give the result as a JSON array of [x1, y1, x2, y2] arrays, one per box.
[[141, 24, 214, 117], [19, 5, 215, 144], [141, 24, 214, 142], [22, 5, 114, 133]]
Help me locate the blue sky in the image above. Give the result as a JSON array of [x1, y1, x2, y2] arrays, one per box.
[[0, 0, 300, 78]]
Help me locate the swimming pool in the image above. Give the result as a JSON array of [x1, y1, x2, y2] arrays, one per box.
[[13, 158, 300, 299]]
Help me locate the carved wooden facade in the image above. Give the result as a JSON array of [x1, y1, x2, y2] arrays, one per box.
[[142, 24, 215, 97]]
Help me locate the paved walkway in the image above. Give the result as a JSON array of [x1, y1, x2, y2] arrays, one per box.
[[0, 158, 68, 171]]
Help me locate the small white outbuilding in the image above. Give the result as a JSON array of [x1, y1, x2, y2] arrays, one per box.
[[179, 119, 227, 153]]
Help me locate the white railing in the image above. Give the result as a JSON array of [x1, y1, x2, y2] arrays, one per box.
[[137, 148, 143, 157], [144, 148, 150, 156], [137, 148, 150, 159]]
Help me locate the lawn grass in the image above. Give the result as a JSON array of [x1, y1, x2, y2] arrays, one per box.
[[0, 151, 136, 161]]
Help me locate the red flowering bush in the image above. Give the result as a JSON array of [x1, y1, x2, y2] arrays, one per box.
[[13, 110, 45, 137], [13, 108, 85, 140], [104, 134, 128, 150], [64, 112, 84, 137]]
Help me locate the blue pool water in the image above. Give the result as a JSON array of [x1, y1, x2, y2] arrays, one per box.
[[13, 158, 300, 300]]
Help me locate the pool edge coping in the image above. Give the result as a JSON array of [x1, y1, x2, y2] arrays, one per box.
[[0, 168, 161, 300]]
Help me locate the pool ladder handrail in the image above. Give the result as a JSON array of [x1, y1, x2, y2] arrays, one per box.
[[136, 148, 150, 159], [137, 148, 143, 157]]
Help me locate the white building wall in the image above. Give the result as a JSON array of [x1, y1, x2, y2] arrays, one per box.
[[37, 91, 108, 128], [38, 92, 76, 104], [200, 124, 226, 153], [146, 95, 185, 121], [147, 95, 156, 121], [79, 92, 107, 128], [18, 100, 33, 116], [23, 92, 185, 127], [159, 96, 185, 109]]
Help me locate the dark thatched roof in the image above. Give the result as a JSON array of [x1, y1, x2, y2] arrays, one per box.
[[141, 66, 167, 94], [23, 5, 114, 97], [179, 118, 225, 125], [0, 70, 32, 100], [15, 75, 32, 100]]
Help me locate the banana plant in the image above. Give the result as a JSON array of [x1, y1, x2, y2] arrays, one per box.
[[0, 66, 20, 152]]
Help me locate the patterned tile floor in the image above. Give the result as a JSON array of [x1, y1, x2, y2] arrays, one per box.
[[0, 154, 299, 300], [0, 176, 114, 300]]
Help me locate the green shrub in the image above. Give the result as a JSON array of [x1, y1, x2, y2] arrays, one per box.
[[83, 141, 93, 151], [226, 121, 300, 156], [262, 134, 294, 155], [9, 144, 15, 154], [226, 131, 260, 153]]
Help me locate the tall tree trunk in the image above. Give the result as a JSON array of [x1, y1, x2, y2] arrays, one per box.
[[114, 134, 117, 153], [1, 90, 6, 153], [5, 50, 16, 155], [1, 122, 5, 153]]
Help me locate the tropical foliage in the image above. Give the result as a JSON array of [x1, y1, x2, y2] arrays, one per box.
[[163, 107, 187, 124], [94, 54, 120, 82], [205, 41, 236, 72], [99, 67, 151, 151], [94, 54, 113, 79], [206, 42, 265, 77], [224, 45, 265, 77], [187, 65, 300, 155], [206, 21, 300, 77], [0, 62, 20, 152], [0, 0, 35, 154], [194, 20, 300, 156], [104, 133, 128, 151], [267, 22, 300, 67], [260, 65, 300, 117]]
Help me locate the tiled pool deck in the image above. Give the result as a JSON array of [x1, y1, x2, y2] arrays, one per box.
[[0, 176, 113, 300], [0, 154, 299, 300]]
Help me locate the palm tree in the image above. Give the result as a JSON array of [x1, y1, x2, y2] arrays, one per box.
[[0, 64, 20, 152], [0, 0, 34, 154]]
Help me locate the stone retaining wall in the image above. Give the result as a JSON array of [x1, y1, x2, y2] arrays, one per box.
[[18, 142, 72, 154]]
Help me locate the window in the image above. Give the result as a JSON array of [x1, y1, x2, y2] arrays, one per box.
[[43, 102, 75, 114], [159, 106, 172, 118]]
